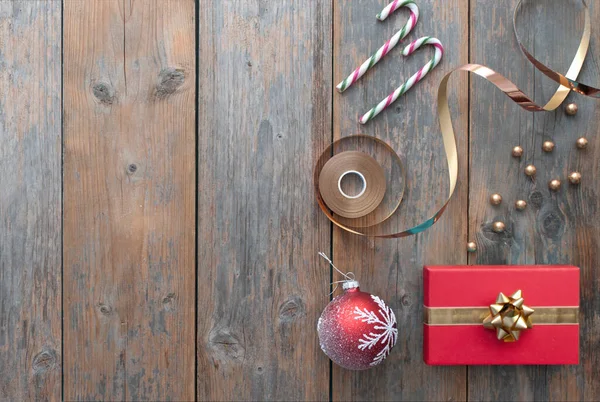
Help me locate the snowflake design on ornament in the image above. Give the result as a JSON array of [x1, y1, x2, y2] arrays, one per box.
[[353, 295, 398, 366]]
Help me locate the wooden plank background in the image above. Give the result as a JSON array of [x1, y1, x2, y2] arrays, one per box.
[[0, 1, 62, 401], [63, 0, 195, 400], [469, 1, 600, 400], [0, 0, 599, 401], [196, 0, 331, 400], [332, 0, 469, 400]]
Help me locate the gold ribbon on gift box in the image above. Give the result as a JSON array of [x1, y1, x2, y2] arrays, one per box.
[[424, 306, 579, 326], [424, 289, 579, 343]]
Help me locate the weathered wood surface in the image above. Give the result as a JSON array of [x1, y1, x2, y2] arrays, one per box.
[[1, 0, 600, 401], [0, 1, 61, 401], [332, 0, 469, 400], [196, 1, 332, 400], [63, 0, 195, 400], [469, 0, 600, 400]]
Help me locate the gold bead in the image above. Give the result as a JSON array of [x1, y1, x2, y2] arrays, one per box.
[[492, 221, 505, 233], [515, 200, 527, 210], [549, 179, 561, 191], [512, 146, 523, 158], [542, 141, 555, 152], [565, 103, 578, 116], [568, 172, 581, 185], [467, 242, 477, 252], [576, 137, 588, 149], [490, 193, 502, 205], [524, 164, 536, 176]]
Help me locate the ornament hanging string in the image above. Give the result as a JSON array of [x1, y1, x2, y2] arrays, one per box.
[[316, 0, 592, 238], [318, 252, 356, 295]]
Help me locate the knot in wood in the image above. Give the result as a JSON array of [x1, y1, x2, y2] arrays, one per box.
[[162, 292, 175, 305], [278, 296, 305, 323], [92, 82, 115, 105], [32, 349, 57, 374], [401, 294, 412, 306], [208, 329, 244, 361], [529, 191, 544, 208], [97, 303, 113, 316], [156, 68, 185, 98], [539, 209, 565, 240]]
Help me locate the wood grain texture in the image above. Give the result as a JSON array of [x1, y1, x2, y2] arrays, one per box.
[[1, 1, 598, 400], [469, 0, 600, 400], [332, 1, 469, 400], [0, 1, 61, 401], [63, 0, 195, 400], [196, 0, 332, 400]]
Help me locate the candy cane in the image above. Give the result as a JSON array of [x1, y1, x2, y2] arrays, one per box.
[[377, 0, 412, 21], [336, 0, 419, 93], [359, 37, 444, 124]]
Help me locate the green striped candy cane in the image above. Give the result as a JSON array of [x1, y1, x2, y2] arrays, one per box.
[[336, 0, 419, 93], [359, 37, 444, 124]]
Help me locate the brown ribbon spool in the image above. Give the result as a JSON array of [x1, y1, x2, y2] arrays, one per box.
[[319, 152, 387, 219], [315, 135, 405, 232]]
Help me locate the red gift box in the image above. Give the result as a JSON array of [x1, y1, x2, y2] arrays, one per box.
[[423, 265, 580, 365]]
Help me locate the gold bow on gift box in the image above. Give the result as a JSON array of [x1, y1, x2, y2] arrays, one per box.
[[483, 290, 534, 342]]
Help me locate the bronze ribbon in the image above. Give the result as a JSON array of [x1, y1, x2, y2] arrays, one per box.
[[514, 0, 598, 99], [317, 1, 592, 238], [424, 306, 579, 325]]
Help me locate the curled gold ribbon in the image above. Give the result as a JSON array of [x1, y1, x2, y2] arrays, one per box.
[[317, 1, 592, 238], [425, 0, 593, 239], [514, 0, 598, 99]]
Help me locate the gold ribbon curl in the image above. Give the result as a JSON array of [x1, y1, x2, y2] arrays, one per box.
[[316, 1, 593, 238], [514, 0, 598, 100]]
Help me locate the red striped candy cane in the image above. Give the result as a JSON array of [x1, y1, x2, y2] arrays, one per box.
[[336, 0, 419, 93], [359, 37, 444, 124]]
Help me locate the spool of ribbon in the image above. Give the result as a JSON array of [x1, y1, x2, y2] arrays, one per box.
[[316, 0, 594, 238], [315, 135, 406, 233], [319, 152, 387, 219]]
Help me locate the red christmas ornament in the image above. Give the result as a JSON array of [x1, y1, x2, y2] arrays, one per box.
[[317, 280, 397, 370]]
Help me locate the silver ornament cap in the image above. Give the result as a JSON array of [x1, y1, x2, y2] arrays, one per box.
[[342, 280, 360, 290]]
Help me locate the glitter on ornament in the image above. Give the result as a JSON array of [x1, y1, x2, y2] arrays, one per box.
[[317, 283, 397, 370], [354, 294, 398, 366], [316, 253, 398, 370]]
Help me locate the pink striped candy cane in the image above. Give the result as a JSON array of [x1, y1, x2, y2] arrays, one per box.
[[359, 37, 444, 124], [336, 0, 419, 93], [377, 0, 411, 21]]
